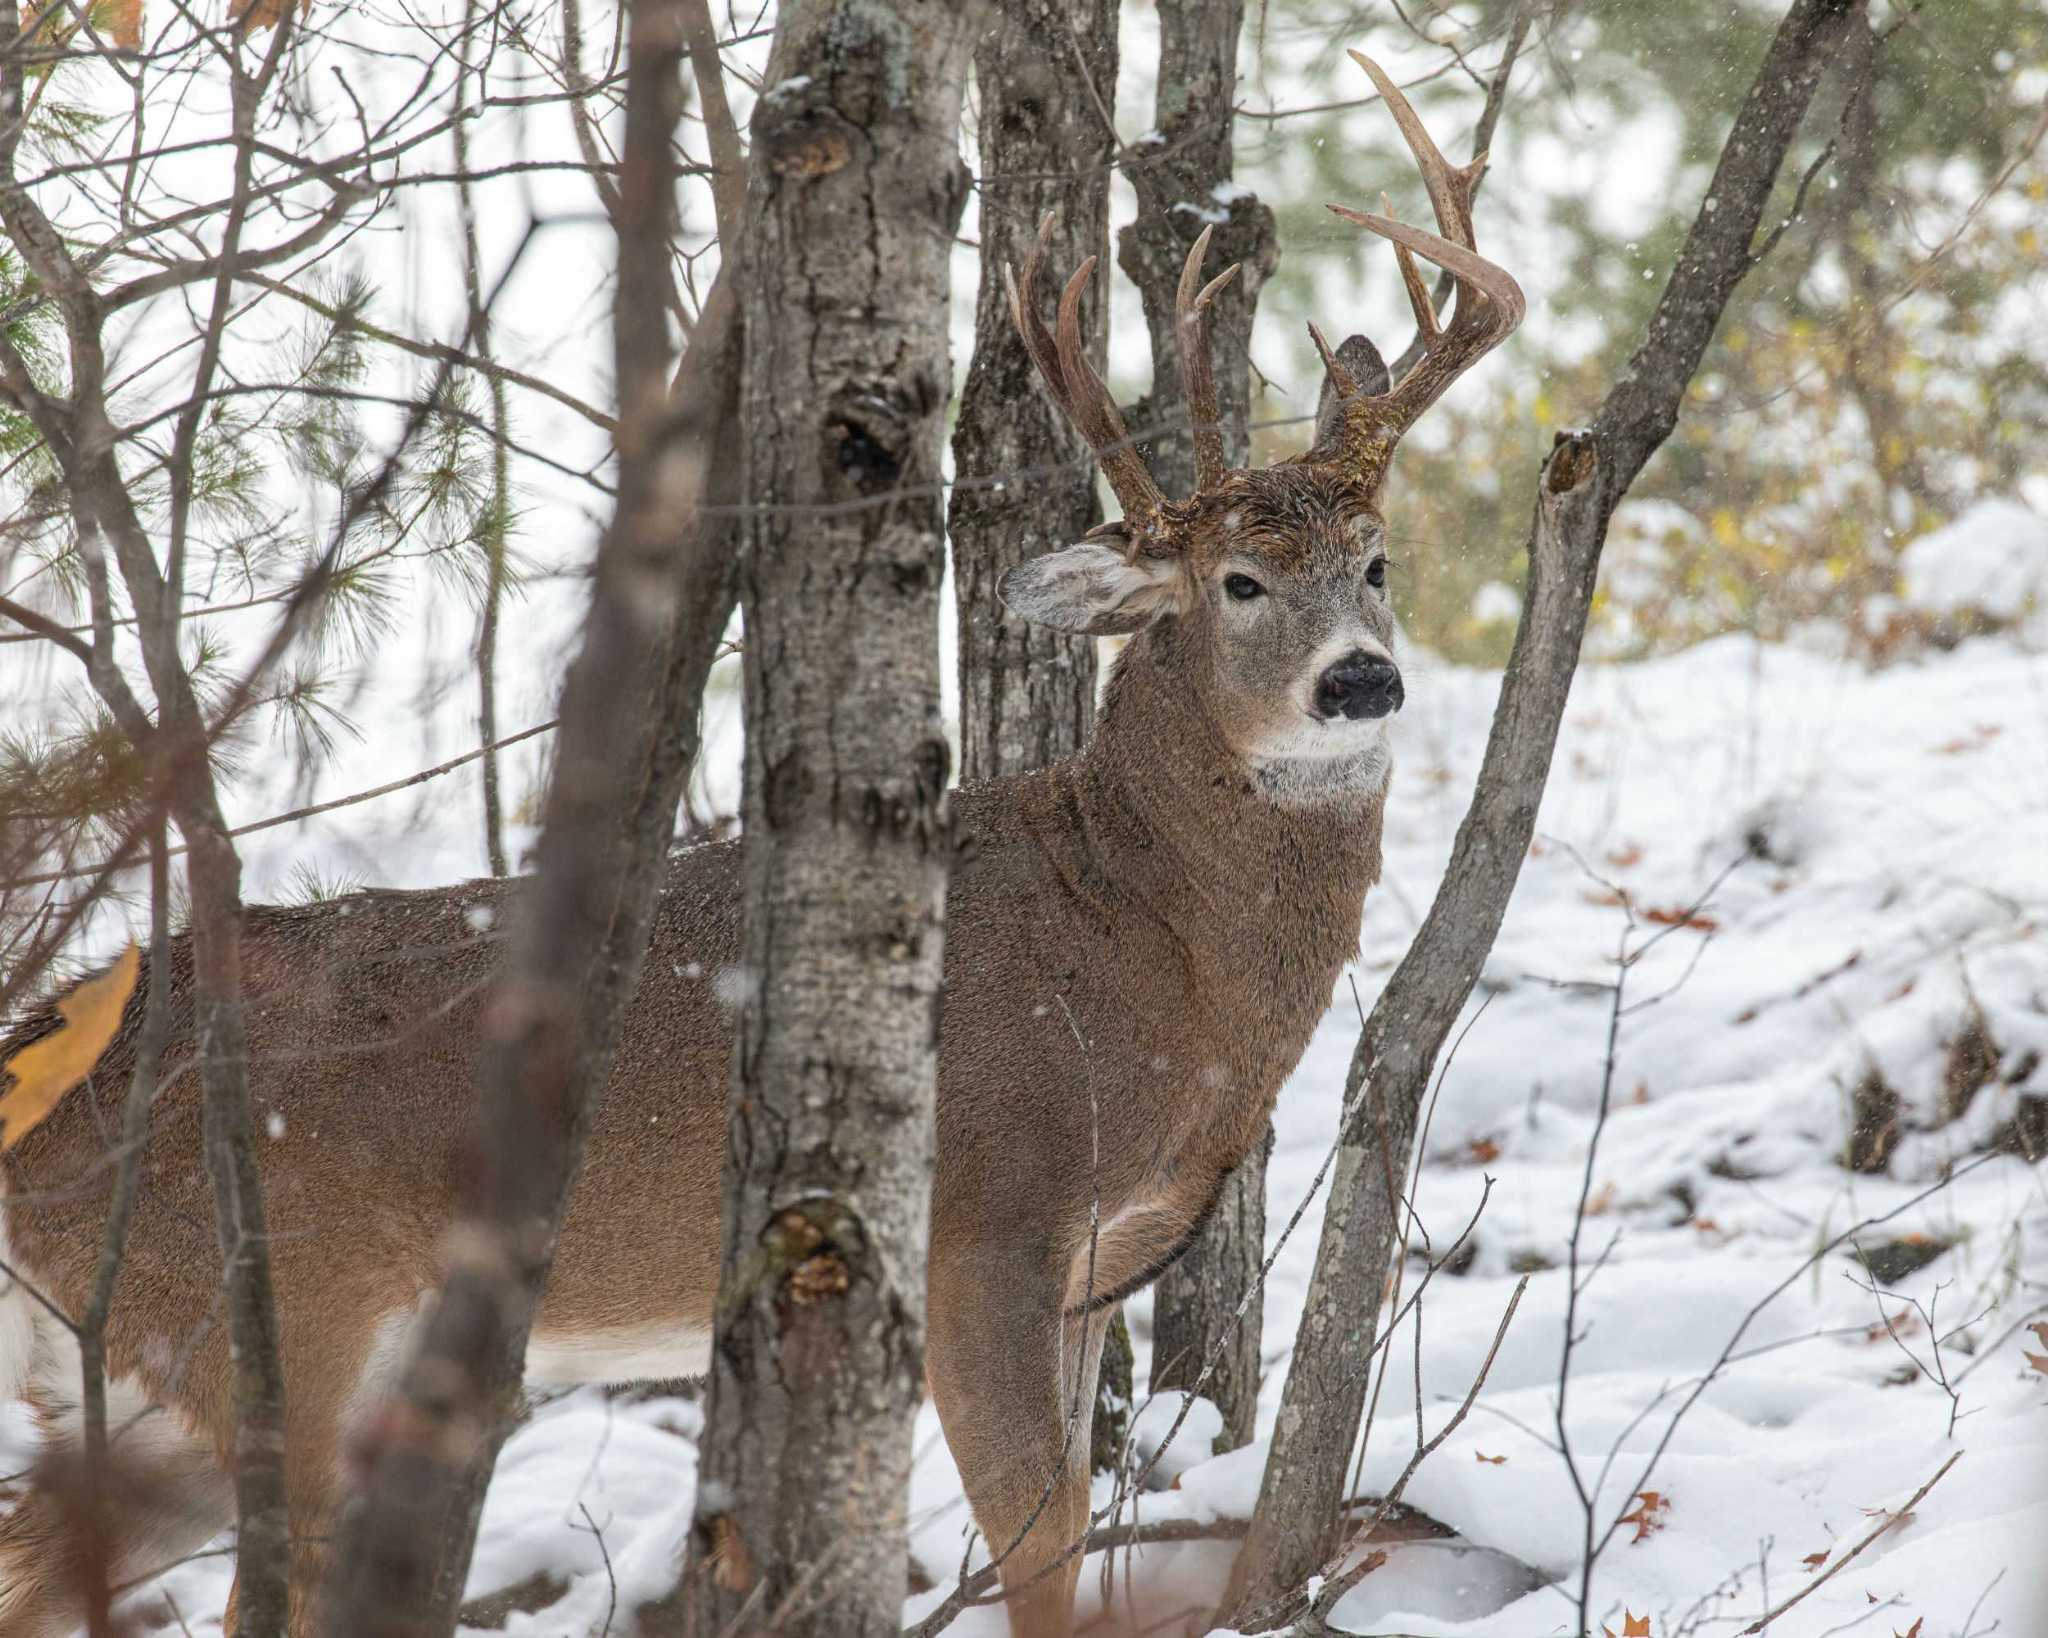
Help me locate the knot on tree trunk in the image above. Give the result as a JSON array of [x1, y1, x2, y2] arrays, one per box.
[[1544, 427, 1599, 494], [755, 97, 859, 179]]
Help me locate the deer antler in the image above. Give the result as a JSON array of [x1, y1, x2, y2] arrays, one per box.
[[1175, 224, 1241, 492], [1308, 50, 1526, 496], [1004, 213, 1166, 530]]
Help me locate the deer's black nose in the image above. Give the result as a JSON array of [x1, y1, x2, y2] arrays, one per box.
[[1314, 650, 1403, 721]]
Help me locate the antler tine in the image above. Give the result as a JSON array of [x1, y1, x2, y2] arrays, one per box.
[[1007, 216, 1167, 529], [1305, 321, 1360, 401], [1327, 205, 1524, 329], [1349, 49, 1477, 250], [1174, 223, 1241, 491], [1006, 213, 1071, 408], [1381, 193, 1439, 344], [1053, 258, 1167, 527]]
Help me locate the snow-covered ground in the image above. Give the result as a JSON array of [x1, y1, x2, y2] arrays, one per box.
[[39, 564, 2040, 1638], [4, 5, 2043, 1630]]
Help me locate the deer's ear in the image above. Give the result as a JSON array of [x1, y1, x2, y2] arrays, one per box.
[[1312, 333, 1392, 448], [999, 539, 1179, 636]]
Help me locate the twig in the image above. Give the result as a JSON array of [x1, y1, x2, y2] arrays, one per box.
[[680, 0, 743, 247], [573, 1504, 619, 1638], [0, 593, 93, 664], [2, 721, 558, 891], [919, 1517, 1256, 1611], [76, 822, 172, 1638], [1738, 1454, 1960, 1634]]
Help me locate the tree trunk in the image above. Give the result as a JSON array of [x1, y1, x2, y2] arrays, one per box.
[[1226, 1, 1862, 1622], [677, 4, 977, 1633], [949, 0, 1113, 785], [1118, 0, 1279, 1456]]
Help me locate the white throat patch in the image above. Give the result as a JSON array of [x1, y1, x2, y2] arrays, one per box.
[[1249, 729, 1393, 808]]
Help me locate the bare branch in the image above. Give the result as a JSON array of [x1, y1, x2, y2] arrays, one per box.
[[681, 0, 742, 247]]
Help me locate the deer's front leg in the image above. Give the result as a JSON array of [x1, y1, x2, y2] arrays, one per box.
[[926, 1241, 1111, 1638]]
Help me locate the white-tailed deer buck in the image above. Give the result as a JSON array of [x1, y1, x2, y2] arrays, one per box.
[[0, 55, 1519, 1638]]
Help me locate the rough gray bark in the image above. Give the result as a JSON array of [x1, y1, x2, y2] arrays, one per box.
[[1119, 0, 1278, 1455], [1226, 1, 1863, 1623], [676, 3, 977, 1632], [948, 0, 1114, 785], [323, 2, 748, 1628]]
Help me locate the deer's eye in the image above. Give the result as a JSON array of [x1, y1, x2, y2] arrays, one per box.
[[1366, 558, 1388, 589], [1224, 573, 1264, 602]]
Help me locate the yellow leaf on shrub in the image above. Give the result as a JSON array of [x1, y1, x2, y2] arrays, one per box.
[[0, 943, 140, 1149]]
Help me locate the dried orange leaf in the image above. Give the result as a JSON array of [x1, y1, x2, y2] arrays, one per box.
[[1642, 905, 1720, 932], [1474, 1450, 1506, 1465], [1617, 1490, 1669, 1544], [231, 0, 290, 34], [1602, 1613, 1652, 1637], [708, 1513, 756, 1594], [0, 943, 139, 1150], [1801, 1549, 1829, 1569]]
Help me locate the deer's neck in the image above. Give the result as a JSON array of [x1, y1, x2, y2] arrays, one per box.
[[1069, 629, 1388, 1028]]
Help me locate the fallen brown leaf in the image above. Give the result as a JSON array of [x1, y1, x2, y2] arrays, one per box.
[[1618, 1490, 1669, 1544], [1865, 1306, 1922, 1344], [1642, 905, 1720, 932]]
